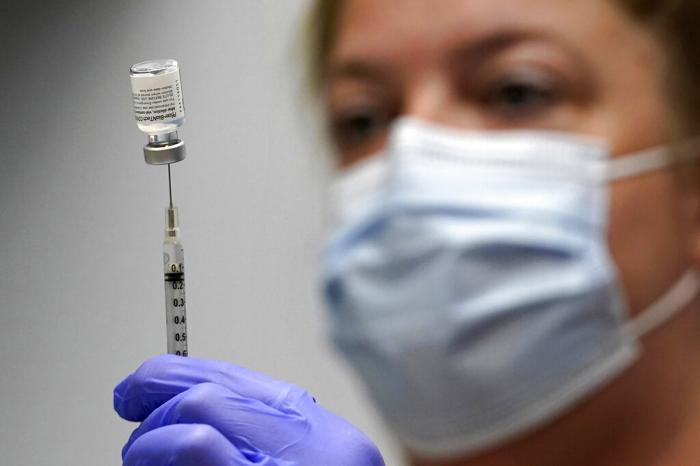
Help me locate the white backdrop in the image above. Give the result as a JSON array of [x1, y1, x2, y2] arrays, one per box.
[[0, 1, 402, 464]]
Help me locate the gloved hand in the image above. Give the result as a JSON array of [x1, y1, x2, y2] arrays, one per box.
[[114, 354, 385, 466]]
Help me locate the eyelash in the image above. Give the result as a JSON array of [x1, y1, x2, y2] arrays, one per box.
[[477, 72, 562, 120], [329, 70, 566, 154], [330, 108, 389, 153]]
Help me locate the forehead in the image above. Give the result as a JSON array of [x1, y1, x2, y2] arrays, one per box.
[[331, 0, 643, 66]]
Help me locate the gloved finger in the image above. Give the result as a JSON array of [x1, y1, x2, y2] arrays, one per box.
[[114, 354, 293, 422], [123, 423, 271, 466], [122, 382, 311, 459]]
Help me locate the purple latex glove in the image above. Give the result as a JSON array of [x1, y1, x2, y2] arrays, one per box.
[[114, 355, 385, 466]]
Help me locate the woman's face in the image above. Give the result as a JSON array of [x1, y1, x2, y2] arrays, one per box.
[[324, 0, 699, 321]]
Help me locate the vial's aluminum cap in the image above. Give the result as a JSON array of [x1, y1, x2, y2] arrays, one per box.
[[144, 140, 186, 165]]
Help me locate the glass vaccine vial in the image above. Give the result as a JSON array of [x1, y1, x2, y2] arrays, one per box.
[[130, 59, 186, 165]]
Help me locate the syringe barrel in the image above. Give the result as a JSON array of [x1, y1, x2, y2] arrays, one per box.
[[163, 238, 188, 356], [163, 205, 188, 356]]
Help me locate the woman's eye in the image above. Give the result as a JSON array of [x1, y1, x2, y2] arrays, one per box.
[[481, 73, 561, 119], [331, 110, 387, 151]]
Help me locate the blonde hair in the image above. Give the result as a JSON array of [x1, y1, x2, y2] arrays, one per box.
[[305, 0, 344, 92], [613, 0, 700, 135], [306, 0, 700, 135]]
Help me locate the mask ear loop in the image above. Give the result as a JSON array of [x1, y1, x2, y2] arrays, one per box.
[[607, 142, 700, 181], [607, 146, 673, 181], [625, 269, 700, 337], [609, 144, 700, 337]]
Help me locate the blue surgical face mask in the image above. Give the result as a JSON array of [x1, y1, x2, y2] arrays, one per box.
[[321, 118, 700, 458]]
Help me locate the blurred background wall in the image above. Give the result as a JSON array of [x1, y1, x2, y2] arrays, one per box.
[[0, 1, 402, 464]]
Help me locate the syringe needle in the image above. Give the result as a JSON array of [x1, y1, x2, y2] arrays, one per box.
[[168, 163, 173, 207]]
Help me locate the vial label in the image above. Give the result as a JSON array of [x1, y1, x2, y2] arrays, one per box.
[[131, 68, 185, 133]]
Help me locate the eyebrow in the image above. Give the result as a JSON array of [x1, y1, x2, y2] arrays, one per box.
[[453, 30, 551, 66], [451, 29, 588, 72], [326, 29, 586, 85], [326, 60, 393, 86]]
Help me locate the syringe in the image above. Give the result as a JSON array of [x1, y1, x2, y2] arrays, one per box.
[[130, 58, 189, 356], [163, 165, 188, 356]]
